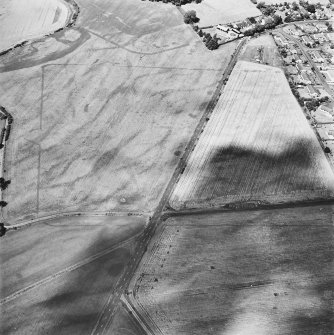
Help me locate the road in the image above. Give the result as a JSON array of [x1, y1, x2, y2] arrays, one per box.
[[89, 38, 247, 335], [281, 30, 334, 99]]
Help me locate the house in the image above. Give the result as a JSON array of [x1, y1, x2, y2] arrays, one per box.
[[315, 23, 328, 32], [301, 24, 318, 34], [319, 104, 333, 114], [274, 35, 289, 46], [300, 71, 312, 84], [302, 35, 315, 47], [312, 51, 324, 63], [307, 85, 320, 98], [287, 65, 298, 75], [321, 71, 334, 83], [313, 33, 328, 43]]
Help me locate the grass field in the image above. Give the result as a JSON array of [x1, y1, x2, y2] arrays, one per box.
[[0, 0, 70, 52], [0, 0, 238, 224], [0, 215, 146, 335], [182, 0, 261, 27], [170, 61, 334, 209], [133, 206, 334, 335]]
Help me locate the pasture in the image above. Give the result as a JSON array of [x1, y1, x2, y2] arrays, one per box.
[[133, 206, 334, 335], [170, 61, 334, 209], [0, 0, 70, 52], [182, 0, 261, 27], [0, 0, 238, 224], [0, 215, 145, 335]]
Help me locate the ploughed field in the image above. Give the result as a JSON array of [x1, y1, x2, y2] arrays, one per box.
[[0, 0, 70, 52], [171, 61, 334, 209], [0, 0, 238, 223], [133, 206, 334, 335], [0, 215, 146, 335]]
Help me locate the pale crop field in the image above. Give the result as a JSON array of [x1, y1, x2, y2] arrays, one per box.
[[0, 0, 238, 224], [171, 61, 334, 209], [133, 206, 334, 335], [0, 0, 69, 52], [182, 0, 261, 27], [0, 215, 145, 335]]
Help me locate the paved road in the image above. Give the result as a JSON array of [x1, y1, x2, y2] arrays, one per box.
[[89, 38, 247, 335], [281, 30, 334, 99]]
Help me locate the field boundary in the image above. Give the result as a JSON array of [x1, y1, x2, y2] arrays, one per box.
[[0, 229, 143, 305], [0, 0, 80, 56]]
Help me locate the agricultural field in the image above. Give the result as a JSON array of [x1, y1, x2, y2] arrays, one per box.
[[132, 206, 334, 335], [181, 0, 261, 27], [263, 0, 329, 4], [0, 0, 70, 52], [239, 34, 283, 67], [170, 61, 334, 209], [0, 0, 239, 224], [0, 215, 146, 335], [109, 305, 146, 335]]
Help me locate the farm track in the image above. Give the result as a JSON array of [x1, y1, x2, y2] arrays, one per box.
[[0, 229, 141, 305], [88, 38, 247, 335]]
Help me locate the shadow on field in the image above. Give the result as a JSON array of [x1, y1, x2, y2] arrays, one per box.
[[151, 208, 334, 335], [195, 139, 331, 199], [1, 228, 138, 335], [37, 231, 134, 335]]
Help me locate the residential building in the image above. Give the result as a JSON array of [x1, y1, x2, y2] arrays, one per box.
[[315, 23, 328, 32], [312, 51, 325, 63], [302, 35, 315, 47], [300, 71, 312, 84], [307, 85, 320, 98], [287, 65, 298, 75]]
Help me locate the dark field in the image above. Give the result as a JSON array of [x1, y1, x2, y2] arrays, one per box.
[[134, 205, 334, 334], [0, 215, 146, 335]]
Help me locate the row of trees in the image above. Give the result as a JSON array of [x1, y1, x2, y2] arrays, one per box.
[[243, 14, 283, 36], [193, 26, 219, 50]]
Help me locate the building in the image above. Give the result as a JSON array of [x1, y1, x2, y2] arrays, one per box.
[[274, 35, 289, 47], [307, 85, 320, 98], [302, 35, 315, 47], [300, 71, 312, 84], [287, 65, 298, 75], [312, 51, 324, 63], [315, 23, 328, 32], [313, 33, 328, 43]]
